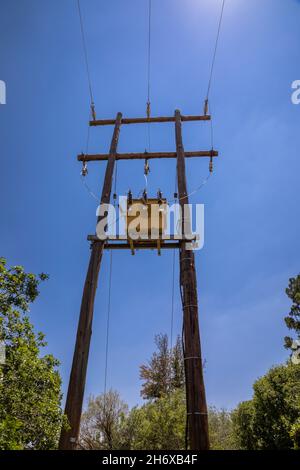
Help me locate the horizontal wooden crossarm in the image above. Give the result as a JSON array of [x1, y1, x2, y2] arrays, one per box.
[[78, 150, 218, 162], [89, 114, 211, 126], [102, 242, 182, 250], [88, 235, 197, 242]]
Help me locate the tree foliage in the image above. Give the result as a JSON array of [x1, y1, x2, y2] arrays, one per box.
[[0, 258, 65, 449], [231, 400, 256, 450], [170, 336, 185, 391], [79, 390, 128, 450], [208, 407, 238, 450], [79, 388, 236, 450], [126, 389, 186, 450], [284, 274, 300, 350], [140, 334, 184, 400], [232, 362, 300, 449], [127, 393, 236, 450]]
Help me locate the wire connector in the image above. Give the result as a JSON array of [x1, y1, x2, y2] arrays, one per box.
[[144, 158, 150, 176], [157, 189, 163, 205], [209, 150, 214, 173], [91, 102, 96, 121], [81, 159, 88, 177], [142, 189, 148, 204], [204, 98, 209, 116], [146, 101, 151, 119]]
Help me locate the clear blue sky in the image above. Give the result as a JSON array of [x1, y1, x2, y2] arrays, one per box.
[[1, 0, 300, 411]]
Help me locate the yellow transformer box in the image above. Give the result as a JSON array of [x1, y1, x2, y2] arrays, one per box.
[[126, 198, 167, 253]]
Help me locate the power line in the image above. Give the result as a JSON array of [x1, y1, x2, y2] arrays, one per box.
[[206, 0, 226, 101], [147, 0, 152, 115], [203, 0, 226, 161], [146, 0, 152, 152], [77, 0, 96, 118]]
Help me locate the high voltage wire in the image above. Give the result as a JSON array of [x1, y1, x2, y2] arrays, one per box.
[[77, 0, 95, 107], [206, 0, 226, 101], [146, 0, 152, 152], [147, 0, 152, 110], [204, 0, 227, 162]]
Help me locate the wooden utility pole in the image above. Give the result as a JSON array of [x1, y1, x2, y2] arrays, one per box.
[[59, 113, 122, 450], [175, 109, 210, 450]]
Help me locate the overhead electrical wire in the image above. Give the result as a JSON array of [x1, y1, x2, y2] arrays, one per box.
[[205, 0, 226, 155], [146, 0, 152, 152], [77, 0, 94, 106], [147, 0, 152, 116], [78, 0, 99, 200], [205, 0, 226, 102]]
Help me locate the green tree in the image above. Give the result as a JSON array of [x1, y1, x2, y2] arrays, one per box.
[[231, 400, 256, 450], [170, 336, 185, 391], [126, 389, 186, 450], [140, 334, 171, 400], [140, 334, 184, 400], [232, 362, 300, 449], [0, 257, 65, 449], [79, 390, 128, 450], [284, 274, 300, 350], [208, 407, 238, 450], [124, 392, 236, 450]]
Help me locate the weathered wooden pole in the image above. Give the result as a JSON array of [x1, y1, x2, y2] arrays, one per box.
[[175, 109, 210, 450], [59, 112, 122, 450]]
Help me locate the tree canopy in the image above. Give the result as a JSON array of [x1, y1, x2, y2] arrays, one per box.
[[0, 258, 65, 450], [284, 274, 300, 350], [140, 334, 184, 400], [79, 390, 128, 450], [232, 362, 300, 449]]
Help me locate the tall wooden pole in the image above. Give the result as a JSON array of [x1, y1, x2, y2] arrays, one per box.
[[59, 112, 122, 450], [175, 109, 210, 450]]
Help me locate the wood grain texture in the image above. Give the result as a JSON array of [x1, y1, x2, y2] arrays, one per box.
[[175, 109, 210, 451]]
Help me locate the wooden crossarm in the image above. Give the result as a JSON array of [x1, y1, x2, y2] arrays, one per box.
[[89, 114, 211, 126], [78, 150, 218, 162]]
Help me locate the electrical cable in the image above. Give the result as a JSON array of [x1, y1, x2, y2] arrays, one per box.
[[146, 0, 152, 151], [205, 0, 226, 155], [205, 0, 226, 101], [77, 0, 95, 108], [147, 0, 152, 112]]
